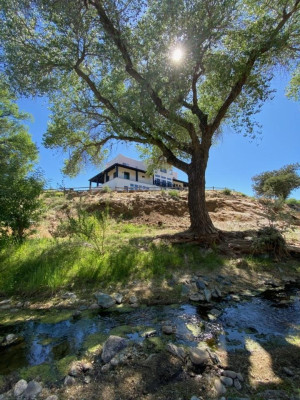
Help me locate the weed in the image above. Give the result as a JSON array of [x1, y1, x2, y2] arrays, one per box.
[[252, 226, 287, 257], [168, 190, 179, 198], [222, 188, 232, 195], [101, 185, 112, 193]]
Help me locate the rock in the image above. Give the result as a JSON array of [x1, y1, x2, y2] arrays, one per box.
[[62, 292, 77, 300], [141, 329, 157, 338], [115, 293, 123, 304], [166, 343, 186, 362], [24, 301, 31, 308], [84, 375, 91, 384], [89, 303, 99, 309], [162, 325, 175, 335], [22, 380, 42, 399], [69, 363, 82, 377], [110, 356, 119, 367], [189, 348, 209, 366], [181, 284, 190, 295], [236, 258, 249, 267], [222, 370, 237, 379], [101, 363, 111, 373], [129, 295, 138, 304], [0, 299, 11, 306], [94, 292, 116, 309], [190, 396, 202, 400], [234, 378, 242, 390], [214, 378, 226, 395], [220, 376, 233, 386], [236, 372, 244, 381], [72, 310, 81, 318], [203, 288, 212, 302], [82, 362, 93, 372], [45, 396, 58, 400], [2, 333, 21, 347], [282, 367, 294, 376], [189, 293, 205, 302], [13, 379, 28, 397], [101, 335, 127, 363], [64, 375, 76, 386], [196, 280, 206, 290], [0, 304, 11, 310]]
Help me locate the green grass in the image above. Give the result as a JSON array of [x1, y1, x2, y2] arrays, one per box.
[[0, 221, 223, 296]]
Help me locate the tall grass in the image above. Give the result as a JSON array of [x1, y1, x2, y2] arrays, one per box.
[[0, 223, 223, 296]]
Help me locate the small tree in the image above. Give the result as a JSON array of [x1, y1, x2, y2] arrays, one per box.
[[252, 163, 300, 200], [0, 77, 44, 241]]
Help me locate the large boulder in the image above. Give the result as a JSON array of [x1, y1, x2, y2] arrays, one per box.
[[101, 335, 127, 364]]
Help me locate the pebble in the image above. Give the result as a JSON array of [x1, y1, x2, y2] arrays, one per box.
[[82, 362, 93, 372], [129, 295, 138, 304], [214, 378, 226, 395], [45, 396, 58, 400], [282, 367, 294, 376], [84, 375, 91, 384], [203, 288, 212, 302], [236, 372, 244, 381], [89, 303, 99, 309], [13, 379, 28, 397], [101, 363, 111, 373], [189, 293, 205, 302]]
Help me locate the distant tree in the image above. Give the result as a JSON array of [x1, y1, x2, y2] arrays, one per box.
[[0, 0, 299, 239], [252, 163, 300, 200], [0, 77, 44, 241]]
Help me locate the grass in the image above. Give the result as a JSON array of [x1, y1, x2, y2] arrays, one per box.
[[0, 220, 223, 296]]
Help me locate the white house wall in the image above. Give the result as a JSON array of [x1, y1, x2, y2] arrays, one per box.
[[103, 177, 158, 190]]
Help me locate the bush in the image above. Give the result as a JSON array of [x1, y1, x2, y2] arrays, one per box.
[[101, 185, 112, 193], [286, 198, 300, 207], [252, 226, 287, 257], [222, 188, 231, 195], [168, 190, 179, 198]]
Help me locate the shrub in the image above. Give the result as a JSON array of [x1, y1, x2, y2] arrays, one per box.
[[168, 189, 179, 198], [222, 188, 231, 195], [286, 198, 300, 207], [101, 185, 112, 193], [252, 226, 287, 257]]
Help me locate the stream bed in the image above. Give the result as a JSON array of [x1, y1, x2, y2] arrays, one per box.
[[0, 284, 299, 376]]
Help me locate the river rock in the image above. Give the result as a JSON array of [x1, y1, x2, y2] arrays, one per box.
[[82, 362, 93, 372], [64, 375, 76, 386], [203, 289, 212, 302], [13, 379, 28, 397], [94, 292, 116, 309], [189, 293, 205, 302], [115, 293, 123, 304], [282, 367, 294, 376], [89, 303, 99, 309], [220, 376, 233, 386], [129, 295, 138, 304], [236, 372, 244, 381], [196, 280, 206, 290], [2, 333, 21, 347], [69, 363, 82, 377], [22, 380, 42, 399], [234, 378, 242, 390], [214, 377, 226, 395], [84, 375, 91, 384], [45, 396, 58, 400], [62, 292, 77, 300], [222, 370, 237, 379], [166, 343, 186, 362], [101, 335, 127, 363], [162, 325, 175, 335], [257, 389, 290, 399], [189, 348, 209, 366]]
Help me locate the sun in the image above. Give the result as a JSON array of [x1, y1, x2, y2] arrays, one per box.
[[171, 47, 184, 63]]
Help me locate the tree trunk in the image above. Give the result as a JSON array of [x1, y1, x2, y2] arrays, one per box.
[[187, 153, 218, 239]]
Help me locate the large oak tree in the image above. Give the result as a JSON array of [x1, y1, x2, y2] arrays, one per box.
[[0, 0, 299, 238]]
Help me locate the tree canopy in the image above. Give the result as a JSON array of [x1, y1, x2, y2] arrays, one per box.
[[0, 0, 299, 236], [0, 76, 44, 241], [252, 163, 300, 200]]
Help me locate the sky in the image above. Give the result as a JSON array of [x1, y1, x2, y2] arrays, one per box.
[[17, 71, 300, 198]]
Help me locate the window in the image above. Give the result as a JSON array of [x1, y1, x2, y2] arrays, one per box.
[[155, 174, 160, 178], [113, 172, 117, 178], [160, 168, 167, 173], [124, 172, 130, 180], [106, 175, 110, 182]]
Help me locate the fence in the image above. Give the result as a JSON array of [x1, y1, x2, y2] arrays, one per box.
[[44, 186, 234, 194]]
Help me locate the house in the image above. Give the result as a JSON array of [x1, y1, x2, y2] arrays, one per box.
[[89, 154, 188, 190]]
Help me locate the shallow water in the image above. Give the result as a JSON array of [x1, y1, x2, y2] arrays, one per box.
[[0, 284, 299, 375]]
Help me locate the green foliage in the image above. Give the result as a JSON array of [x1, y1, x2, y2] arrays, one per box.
[[252, 226, 287, 257], [168, 190, 179, 198], [101, 185, 112, 193], [0, 77, 44, 241], [252, 164, 300, 200], [286, 198, 300, 207], [55, 206, 110, 254], [222, 188, 232, 195]]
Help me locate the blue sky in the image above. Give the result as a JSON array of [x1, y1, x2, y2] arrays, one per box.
[[18, 71, 300, 198]]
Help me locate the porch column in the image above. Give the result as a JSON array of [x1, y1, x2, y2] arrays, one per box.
[[116, 165, 119, 178], [136, 170, 138, 182]]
